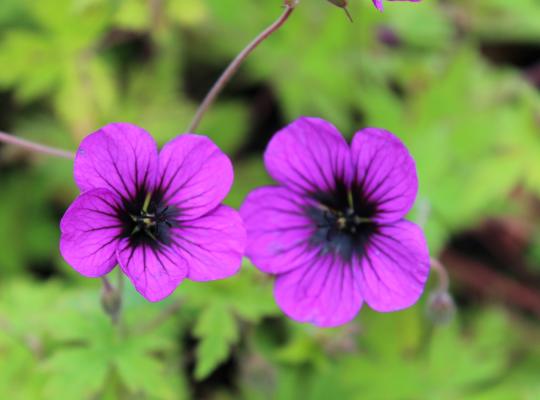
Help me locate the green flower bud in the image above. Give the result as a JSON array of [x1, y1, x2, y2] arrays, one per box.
[[101, 283, 122, 323], [426, 290, 456, 325]]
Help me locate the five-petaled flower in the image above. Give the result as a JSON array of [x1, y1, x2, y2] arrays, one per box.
[[372, 0, 420, 11], [240, 117, 430, 327], [60, 123, 246, 302]]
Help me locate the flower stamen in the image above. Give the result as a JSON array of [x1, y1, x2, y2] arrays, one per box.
[[142, 191, 153, 213]]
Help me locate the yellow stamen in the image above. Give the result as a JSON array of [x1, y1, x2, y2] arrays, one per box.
[[142, 192, 152, 213], [354, 216, 372, 224], [347, 190, 354, 208]]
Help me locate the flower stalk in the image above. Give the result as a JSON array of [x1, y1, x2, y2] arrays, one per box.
[[426, 257, 455, 324], [0, 131, 75, 159], [186, 2, 297, 133], [430, 257, 449, 293]]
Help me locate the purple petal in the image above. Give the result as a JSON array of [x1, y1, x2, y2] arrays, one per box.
[[240, 186, 318, 275], [264, 117, 352, 195], [373, 0, 421, 11], [117, 240, 188, 302], [60, 189, 123, 277], [171, 205, 245, 281], [75, 123, 158, 199], [389, 0, 421, 3], [372, 0, 384, 10], [351, 128, 418, 222], [358, 220, 429, 312], [274, 254, 363, 327], [157, 134, 233, 221]]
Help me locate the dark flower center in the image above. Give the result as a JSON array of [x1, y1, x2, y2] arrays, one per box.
[[307, 180, 377, 261], [118, 189, 178, 248]]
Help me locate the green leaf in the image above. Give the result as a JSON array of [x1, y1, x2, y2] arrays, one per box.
[[0, 332, 46, 400], [115, 349, 179, 399], [0, 30, 59, 101], [183, 261, 278, 323], [182, 262, 278, 380], [44, 348, 109, 399], [193, 303, 239, 380], [113, 0, 150, 31]]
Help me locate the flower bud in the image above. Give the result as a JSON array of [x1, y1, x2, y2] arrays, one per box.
[[326, 0, 353, 21], [426, 290, 456, 325], [327, 0, 348, 6], [377, 26, 402, 48], [284, 0, 300, 7], [101, 284, 122, 323]]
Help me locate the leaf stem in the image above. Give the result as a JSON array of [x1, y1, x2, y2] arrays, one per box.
[[0, 131, 75, 159], [186, 3, 297, 133], [137, 300, 182, 334]]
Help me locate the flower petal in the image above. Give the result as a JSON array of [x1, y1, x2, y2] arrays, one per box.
[[373, 0, 421, 11], [117, 240, 187, 302], [157, 134, 233, 221], [264, 117, 351, 195], [60, 189, 123, 277], [372, 0, 384, 10], [351, 128, 418, 222], [357, 220, 429, 312], [75, 123, 158, 200], [241, 186, 317, 275], [171, 205, 245, 281], [274, 254, 363, 327]]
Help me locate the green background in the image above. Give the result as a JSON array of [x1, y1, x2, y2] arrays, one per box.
[[1, 0, 540, 398]]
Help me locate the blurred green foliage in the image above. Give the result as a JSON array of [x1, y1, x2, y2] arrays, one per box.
[[1, 0, 540, 398]]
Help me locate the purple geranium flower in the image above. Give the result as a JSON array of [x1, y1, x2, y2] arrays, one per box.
[[240, 117, 429, 327], [373, 0, 420, 11], [60, 123, 246, 302]]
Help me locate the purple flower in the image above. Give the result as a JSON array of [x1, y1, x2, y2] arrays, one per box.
[[60, 123, 246, 302], [373, 0, 420, 11], [240, 117, 429, 327]]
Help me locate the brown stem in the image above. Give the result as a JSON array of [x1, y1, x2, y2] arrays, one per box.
[[0, 131, 75, 159], [186, 4, 296, 133]]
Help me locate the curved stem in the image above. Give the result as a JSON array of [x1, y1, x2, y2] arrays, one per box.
[[430, 257, 449, 292], [0, 131, 75, 159], [187, 4, 296, 133]]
